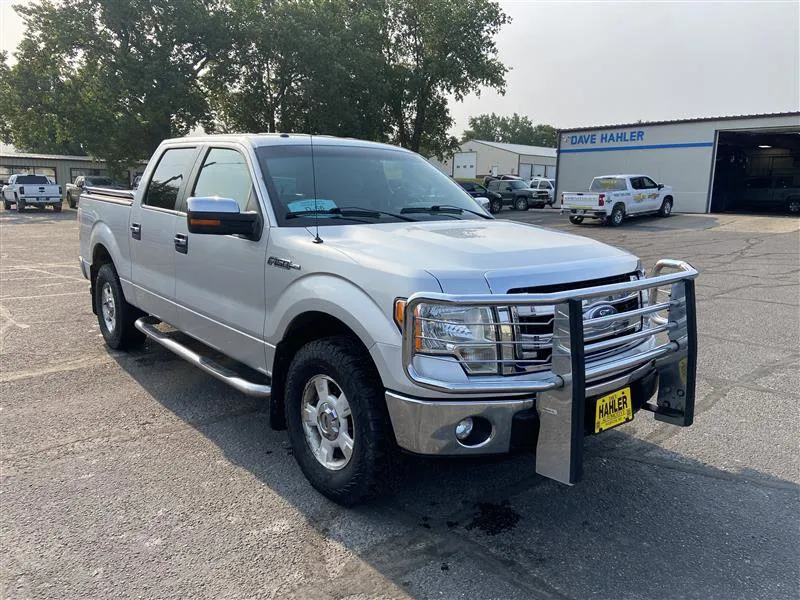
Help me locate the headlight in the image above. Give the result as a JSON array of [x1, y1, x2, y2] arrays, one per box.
[[409, 302, 498, 375]]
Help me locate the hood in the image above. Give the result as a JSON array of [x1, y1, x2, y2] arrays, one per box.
[[316, 219, 639, 293]]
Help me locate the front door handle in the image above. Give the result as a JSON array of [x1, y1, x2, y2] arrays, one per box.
[[130, 222, 141, 240], [174, 233, 188, 254]]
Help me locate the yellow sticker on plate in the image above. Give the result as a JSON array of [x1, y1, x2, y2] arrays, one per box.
[[595, 387, 633, 433]]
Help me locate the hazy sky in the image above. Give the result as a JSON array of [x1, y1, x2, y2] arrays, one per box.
[[2, 0, 798, 136]]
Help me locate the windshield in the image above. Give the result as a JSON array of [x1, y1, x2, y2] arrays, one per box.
[[509, 180, 528, 190], [16, 175, 49, 184], [256, 144, 486, 226], [590, 177, 627, 192]]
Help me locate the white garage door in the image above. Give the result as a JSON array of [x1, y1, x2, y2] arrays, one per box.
[[452, 152, 476, 179]]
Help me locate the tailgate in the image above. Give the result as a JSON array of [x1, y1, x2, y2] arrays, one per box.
[[562, 193, 602, 209]]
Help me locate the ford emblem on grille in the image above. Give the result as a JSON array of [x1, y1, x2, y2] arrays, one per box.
[[584, 303, 617, 320]]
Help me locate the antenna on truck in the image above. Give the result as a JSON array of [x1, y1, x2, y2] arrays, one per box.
[[309, 135, 322, 244]]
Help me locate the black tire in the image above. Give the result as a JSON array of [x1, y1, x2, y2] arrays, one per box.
[[94, 263, 145, 350], [514, 197, 529, 211], [16, 198, 25, 212], [608, 204, 625, 226], [3, 201, 10, 210], [786, 198, 800, 214], [67, 194, 76, 209], [569, 215, 584, 224], [489, 199, 502, 214], [53, 202, 62, 212], [658, 196, 673, 217], [285, 336, 393, 506]]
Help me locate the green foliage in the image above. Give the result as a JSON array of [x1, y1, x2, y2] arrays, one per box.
[[462, 112, 557, 147], [0, 0, 509, 168]]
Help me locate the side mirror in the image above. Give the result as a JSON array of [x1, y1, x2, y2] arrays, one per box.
[[186, 197, 261, 240], [657, 183, 664, 190], [474, 196, 492, 215]]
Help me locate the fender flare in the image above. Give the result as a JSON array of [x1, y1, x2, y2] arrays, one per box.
[[89, 220, 130, 282]]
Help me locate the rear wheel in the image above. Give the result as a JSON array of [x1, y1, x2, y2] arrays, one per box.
[[514, 197, 529, 211], [608, 204, 625, 226], [569, 215, 584, 225], [285, 336, 393, 506], [489, 199, 502, 214], [94, 263, 145, 350], [658, 197, 673, 217], [53, 202, 62, 212]]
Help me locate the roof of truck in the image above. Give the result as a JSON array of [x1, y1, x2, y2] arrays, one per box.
[[168, 133, 412, 153]]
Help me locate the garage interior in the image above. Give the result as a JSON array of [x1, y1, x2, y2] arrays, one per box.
[[710, 128, 800, 213]]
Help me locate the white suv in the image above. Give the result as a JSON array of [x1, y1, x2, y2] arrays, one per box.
[[529, 178, 556, 205]]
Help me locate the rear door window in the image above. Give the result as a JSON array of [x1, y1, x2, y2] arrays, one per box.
[[144, 147, 198, 210]]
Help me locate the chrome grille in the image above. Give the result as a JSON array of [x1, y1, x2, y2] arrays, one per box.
[[508, 273, 642, 374]]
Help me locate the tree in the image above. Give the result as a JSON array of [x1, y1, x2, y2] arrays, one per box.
[[383, 0, 509, 159], [0, 0, 227, 174], [462, 112, 557, 147]]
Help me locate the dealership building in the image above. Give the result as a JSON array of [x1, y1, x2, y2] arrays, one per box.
[[555, 112, 800, 213]]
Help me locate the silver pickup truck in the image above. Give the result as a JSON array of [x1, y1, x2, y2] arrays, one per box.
[[79, 134, 699, 505]]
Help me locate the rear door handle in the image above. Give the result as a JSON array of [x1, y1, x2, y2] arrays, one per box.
[[174, 233, 188, 254], [130, 223, 141, 240]]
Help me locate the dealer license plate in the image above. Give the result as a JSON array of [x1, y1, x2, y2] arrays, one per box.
[[594, 387, 633, 433]]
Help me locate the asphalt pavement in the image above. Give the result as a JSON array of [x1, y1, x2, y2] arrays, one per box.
[[1, 205, 798, 599]]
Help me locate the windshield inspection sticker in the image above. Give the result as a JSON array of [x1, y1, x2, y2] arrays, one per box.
[[287, 198, 337, 213]]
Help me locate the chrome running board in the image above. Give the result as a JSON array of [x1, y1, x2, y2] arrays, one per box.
[[134, 317, 271, 398]]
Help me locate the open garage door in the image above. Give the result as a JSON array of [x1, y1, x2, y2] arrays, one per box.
[[710, 128, 800, 214]]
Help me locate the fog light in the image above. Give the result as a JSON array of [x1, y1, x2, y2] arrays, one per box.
[[455, 418, 474, 441]]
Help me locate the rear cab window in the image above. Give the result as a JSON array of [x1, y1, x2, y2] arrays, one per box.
[[590, 177, 628, 192], [144, 147, 198, 210]]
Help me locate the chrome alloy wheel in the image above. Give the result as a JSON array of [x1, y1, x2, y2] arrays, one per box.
[[101, 282, 116, 332], [301, 375, 354, 471]]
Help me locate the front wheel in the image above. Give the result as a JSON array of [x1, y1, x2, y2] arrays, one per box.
[[16, 198, 25, 212], [787, 198, 800, 214], [658, 197, 673, 217], [489, 199, 502, 214], [67, 194, 76, 209], [569, 215, 584, 225], [285, 336, 393, 506], [94, 263, 145, 350], [514, 197, 529, 211]]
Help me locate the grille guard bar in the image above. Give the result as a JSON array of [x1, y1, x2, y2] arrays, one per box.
[[401, 259, 699, 485]]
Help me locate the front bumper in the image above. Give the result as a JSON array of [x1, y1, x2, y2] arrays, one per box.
[[393, 259, 699, 485]]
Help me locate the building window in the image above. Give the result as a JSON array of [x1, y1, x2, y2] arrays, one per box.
[[0, 165, 57, 185]]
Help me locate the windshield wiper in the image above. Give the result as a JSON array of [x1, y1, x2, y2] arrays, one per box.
[[400, 204, 491, 219], [334, 206, 416, 222], [285, 206, 415, 222]]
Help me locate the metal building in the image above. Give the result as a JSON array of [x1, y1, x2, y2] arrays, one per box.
[[0, 148, 148, 188], [556, 112, 800, 214], [438, 140, 556, 180]]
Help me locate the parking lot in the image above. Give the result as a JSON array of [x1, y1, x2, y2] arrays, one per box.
[[1, 206, 798, 599]]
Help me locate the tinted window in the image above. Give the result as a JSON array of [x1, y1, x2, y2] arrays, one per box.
[[590, 177, 627, 192], [459, 182, 475, 192], [487, 181, 500, 191], [144, 147, 197, 210], [16, 175, 49, 184], [192, 148, 257, 212], [256, 144, 485, 226], [747, 177, 771, 189], [85, 177, 113, 186], [509, 180, 527, 190], [641, 177, 658, 188], [630, 177, 643, 190]]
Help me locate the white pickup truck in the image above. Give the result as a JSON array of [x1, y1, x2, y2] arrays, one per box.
[[79, 134, 698, 505], [2, 174, 62, 212], [561, 174, 673, 226]]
